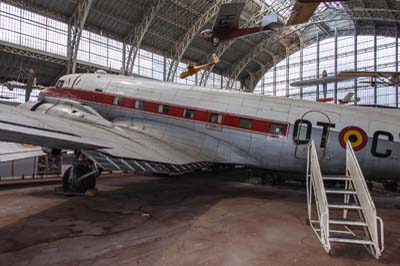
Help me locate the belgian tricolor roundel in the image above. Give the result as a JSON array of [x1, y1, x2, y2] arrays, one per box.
[[339, 126, 368, 151]]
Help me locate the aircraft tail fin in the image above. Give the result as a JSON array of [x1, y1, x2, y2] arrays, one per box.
[[261, 12, 281, 29], [341, 92, 354, 102]]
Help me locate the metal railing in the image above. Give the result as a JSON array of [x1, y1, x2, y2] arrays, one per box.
[[345, 140, 384, 258], [307, 139, 330, 252]]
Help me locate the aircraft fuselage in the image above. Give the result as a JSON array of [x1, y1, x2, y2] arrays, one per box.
[[38, 73, 400, 181]]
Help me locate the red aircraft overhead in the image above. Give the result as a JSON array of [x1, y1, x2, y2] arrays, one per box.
[[201, 2, 281, 47]]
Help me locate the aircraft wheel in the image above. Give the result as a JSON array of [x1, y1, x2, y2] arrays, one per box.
[[62, 164, 97, 193], [212, 36, 220, 47]]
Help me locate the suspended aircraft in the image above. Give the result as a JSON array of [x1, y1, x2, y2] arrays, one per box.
[[291, 71, 400, 91], [180, 54, 219, 79], [0, 71, 399, 194], [200, 2, 282, 47], [286, 0, 349, 26], [1, 68, 44, 102]]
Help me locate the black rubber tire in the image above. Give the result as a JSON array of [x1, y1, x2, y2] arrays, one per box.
[[62, 167, 72, 192], [62, 164, 96, 193], [75, 164, 96, 193]]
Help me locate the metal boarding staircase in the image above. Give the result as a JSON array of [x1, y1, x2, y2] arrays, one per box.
[[307, 140, 384, 258]]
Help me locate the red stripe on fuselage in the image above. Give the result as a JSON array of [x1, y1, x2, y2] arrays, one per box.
[[40, 87, 289, 137]]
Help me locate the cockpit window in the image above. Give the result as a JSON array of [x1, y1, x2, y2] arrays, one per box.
[[55, 80, 64, 88]]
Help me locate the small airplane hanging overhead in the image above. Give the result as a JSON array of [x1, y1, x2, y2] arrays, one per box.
[[180, 54, 219, 79], [201, 2, 282, 47], [338, 71, 400, 86], [2, 68, 44, 102], [286, 0, 348, 26], [291, 71, 400, 87]]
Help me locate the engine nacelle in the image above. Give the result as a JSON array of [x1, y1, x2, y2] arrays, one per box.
[[18, 99, 113, 128]]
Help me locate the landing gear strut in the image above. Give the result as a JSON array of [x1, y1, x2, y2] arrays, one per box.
[[62, 152, 101, 194]]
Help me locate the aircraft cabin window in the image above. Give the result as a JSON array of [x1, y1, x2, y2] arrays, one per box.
[[158, 104, 169, 114], [238, 118, 252, 129], [55, 80, 64, 88], [209, 113, 223, 124], [183, 109, 196, 119], [135, 101, 145, 110], [269, 123, 285, 136], [113, 97, 124, 106]]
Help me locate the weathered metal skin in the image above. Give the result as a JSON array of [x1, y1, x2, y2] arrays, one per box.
[[38, 73, 400, 180]]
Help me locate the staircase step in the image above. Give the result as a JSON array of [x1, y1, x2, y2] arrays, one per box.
[[329, 219, 367, 226], [323, 175, 352, 181], [328, 203, 362, 210], [329, 237, 373, 245], [325, 189, 357, 195]]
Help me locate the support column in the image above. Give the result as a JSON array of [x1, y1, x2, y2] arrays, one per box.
[[122, 43, 126, 74], [261, 75, 265, 95], [163, 56, 167, 81], [273, 65, 277, 96], [300, 43, 304, 99], [286, 55, 290, 97], [316, 33, 320, 100], [373, 31, 377, 105], [396, 25, 399, 108], [125, 0, 162, 75], [67, 0, 94, 74], [354, 30, 358, 105], [334, 29, 338, 104]]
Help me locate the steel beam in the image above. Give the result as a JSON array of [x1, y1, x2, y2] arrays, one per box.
[[124, 0, 163, 75], [166, 0, 230, 82], [316, 32, 320, 101], [354, 29, 358, 105], [300, 36, 304, 99], [286, 54, 289, 97], [67, 0, 94, 74], [373, 30, 377, 105], [396, 25, 399, 108], [0, 41, 119, 75], [224, 30, 287, 90], [334, 28, 338, 104]]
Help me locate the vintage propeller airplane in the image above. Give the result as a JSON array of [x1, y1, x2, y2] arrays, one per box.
[[0, 71, 400, 194], [200, 2, 281, 47], [291, 71, 400, 90], [286, 0, 349, 26], [180, 54, 219, 79]]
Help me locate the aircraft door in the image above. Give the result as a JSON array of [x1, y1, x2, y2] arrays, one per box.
[[293, 110, 333, 160]]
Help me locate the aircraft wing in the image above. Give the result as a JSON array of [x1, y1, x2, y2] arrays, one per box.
[[0, 104, 209, 165], [212, 2, 245, 31], [290, 76, 353, 87], [0, 142, 45, 162], [338, 71, 399, 78], [286, 1, 320, 26]]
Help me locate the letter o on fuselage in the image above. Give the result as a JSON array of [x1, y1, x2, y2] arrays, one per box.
[[293, 119, 312, 145]]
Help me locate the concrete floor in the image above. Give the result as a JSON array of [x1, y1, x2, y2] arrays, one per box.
[[0, 170, 399, 266]]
